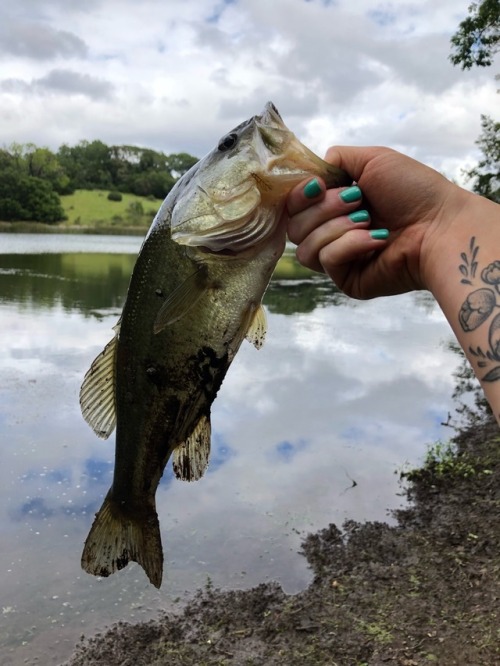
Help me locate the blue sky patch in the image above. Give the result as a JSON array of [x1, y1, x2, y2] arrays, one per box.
[[274, 439, 308, 462], [367, 8, 397, 27], [209, 433, 235, 473], [14, 496, 55, 520], [207, 0, 237, 24], [84, 458, 113, 484]]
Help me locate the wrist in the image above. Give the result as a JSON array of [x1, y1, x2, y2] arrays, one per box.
[[419, 186, 497, 296]]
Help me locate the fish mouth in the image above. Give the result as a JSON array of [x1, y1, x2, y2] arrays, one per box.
[[171, 101, 350, 255], [257, 102, 284, 126], [256, 102, 352, 191], [254, 102, 289, 156]]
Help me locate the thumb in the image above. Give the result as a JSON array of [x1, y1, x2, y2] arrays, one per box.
[[325, 146, 382, 183]]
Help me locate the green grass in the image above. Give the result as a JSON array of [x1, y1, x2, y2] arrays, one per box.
[[60, 189, 161, 227], [273, 253, 315, 279]]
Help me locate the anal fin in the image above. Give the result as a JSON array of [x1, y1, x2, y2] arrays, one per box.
[[173, 414, 211, 481]]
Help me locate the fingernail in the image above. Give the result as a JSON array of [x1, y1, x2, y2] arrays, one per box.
[[369, 229, 389, 240], [339, 185, 362, 203], [303, 178, 322, 199], [349, 210, 370, 223]]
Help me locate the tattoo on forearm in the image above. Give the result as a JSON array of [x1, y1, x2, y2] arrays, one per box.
[[458, 236, 500, 382]]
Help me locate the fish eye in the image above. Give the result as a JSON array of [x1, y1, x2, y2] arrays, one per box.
[[218, 133, 238, 152]]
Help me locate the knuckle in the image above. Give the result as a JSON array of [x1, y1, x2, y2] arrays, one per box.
[[287, 224, 301, 245], [295, 243, 313, 268], [318, 244, 335, 272]]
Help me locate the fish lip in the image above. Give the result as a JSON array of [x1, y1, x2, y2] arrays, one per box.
[[253, 102, 289, 161], [261, 101, 282, 121], [256, 101, 284, 128]]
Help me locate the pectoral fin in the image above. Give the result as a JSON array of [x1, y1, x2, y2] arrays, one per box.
[[80, 325, 119, 439], [154, 266, 209, 334], [173, 414, 211, 481], [245, 303, 267, 350]]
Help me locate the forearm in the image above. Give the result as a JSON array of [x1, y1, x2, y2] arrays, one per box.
[[422, 192, 500, 424]]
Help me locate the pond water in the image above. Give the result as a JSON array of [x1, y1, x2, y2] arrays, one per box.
[[0, 234, 460, 665]]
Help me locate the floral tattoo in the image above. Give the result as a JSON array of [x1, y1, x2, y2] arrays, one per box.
[[458, 236, 500, 382]]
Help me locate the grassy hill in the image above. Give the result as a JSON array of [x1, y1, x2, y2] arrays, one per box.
[[60, 189, 162, 230]]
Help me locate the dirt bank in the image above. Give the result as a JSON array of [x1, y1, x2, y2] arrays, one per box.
[[65, 393, 500, 665]]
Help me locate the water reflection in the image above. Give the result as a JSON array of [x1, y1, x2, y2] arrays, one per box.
[[0, 248, 347, 317], [0, 253, 136, 314], [0, 236, 460, 665], [265, 278, 348, 314]]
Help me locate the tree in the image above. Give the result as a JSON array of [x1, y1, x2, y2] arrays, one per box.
[[0, 138, 199, 212], [450, 0, 500, 69], [23, 144, 71, 194], [2, 143, 72, 195], [57, 140, 113, 190], [56, 141, 196, 197], [467, 115, 500, 201], [128, 171, 176, 199], [166, 152, 199, 178], [0, 149, 15, 171], [450, 0, 500, 203], [21, 175, 66, 223], [0, 168, 65, 223], [0, 198, 28, 221]]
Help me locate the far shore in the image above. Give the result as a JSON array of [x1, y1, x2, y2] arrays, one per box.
[[0, 221, 148, 236]]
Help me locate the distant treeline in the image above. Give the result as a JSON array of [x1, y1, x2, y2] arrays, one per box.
[[0, 141, 198, 224]]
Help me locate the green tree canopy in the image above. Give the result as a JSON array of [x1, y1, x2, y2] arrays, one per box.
[[450, 0, 500, 69], [56, 141, 197, 198], [57, 140, 114, 190], [166, 152, 199, 178], [0, 139, 199, 222], [23, 144, 71, 194], [450, 0, 500, 203], [0, 168, 65, 223], [467, 114, 500, 201]]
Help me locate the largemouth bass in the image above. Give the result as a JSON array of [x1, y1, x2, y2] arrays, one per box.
[[80, 102, 351, 588]]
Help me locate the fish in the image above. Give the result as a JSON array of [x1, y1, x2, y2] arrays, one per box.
[[79, 102, 351, 588]]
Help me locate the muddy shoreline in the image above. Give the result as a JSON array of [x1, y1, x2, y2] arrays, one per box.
[[65, 394, 500, 665]]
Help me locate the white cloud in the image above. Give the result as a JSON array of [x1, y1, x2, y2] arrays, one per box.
[[0, 20, 87, 59], [0, 0, 497, 184]]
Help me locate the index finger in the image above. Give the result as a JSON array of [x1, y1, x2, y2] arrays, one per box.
[[286, 177, 327, 217]]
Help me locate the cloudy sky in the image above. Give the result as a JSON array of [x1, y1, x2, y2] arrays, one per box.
[[0, 0, 498, 184]]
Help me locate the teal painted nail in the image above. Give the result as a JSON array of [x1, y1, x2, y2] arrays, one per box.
[[349, 210, 369, 223], [369, 229, 389, 240], [303, 178, 322, 198], [339, 185, 361, 203]]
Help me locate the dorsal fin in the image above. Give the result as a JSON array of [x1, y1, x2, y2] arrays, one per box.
[[172, 414, 211, 481], [79, 326, 119, 439]]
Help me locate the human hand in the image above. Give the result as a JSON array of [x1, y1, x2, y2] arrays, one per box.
[[285, 146, 469, 299]]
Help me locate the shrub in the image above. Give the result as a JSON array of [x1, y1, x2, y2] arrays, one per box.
[[107, 191, 122, 202]]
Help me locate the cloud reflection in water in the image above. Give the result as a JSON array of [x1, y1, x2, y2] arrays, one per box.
[[0, 242, 460, 665]]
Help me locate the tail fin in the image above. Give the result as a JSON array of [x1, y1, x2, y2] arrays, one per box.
[[81, 493, 163, 588]]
